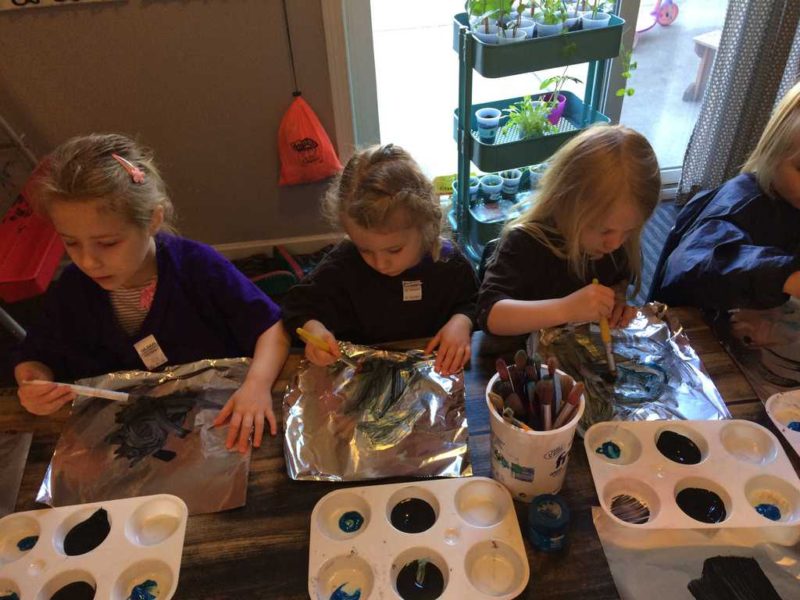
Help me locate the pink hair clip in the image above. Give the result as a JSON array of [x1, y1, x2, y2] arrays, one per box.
[[111, 153, 145, 184]]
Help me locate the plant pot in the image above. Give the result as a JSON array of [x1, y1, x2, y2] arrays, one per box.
[[565, 8, 581, 30], [543, 93, 567, 125], [515, 17, 535, 39], [500, 169, 523, 199], [479, 174, 503, 203], [475, 107, 502, 144], [470, 18, 499, 44], [580, 11, 611, 30], [497, 29, 528, 44], [534, 17, 564, 37], [451, 176, 481, 203]]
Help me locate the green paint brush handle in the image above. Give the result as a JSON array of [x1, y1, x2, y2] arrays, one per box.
[[26, 379, 131, 403]]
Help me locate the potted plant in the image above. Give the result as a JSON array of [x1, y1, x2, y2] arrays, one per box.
[[533, 0, 566, 37], [500, 168, 523, 199], [539, 70, 583, 124], [580, 0, 611, 29], [466, 0, 502, 43], [501, 96, 556, 140]]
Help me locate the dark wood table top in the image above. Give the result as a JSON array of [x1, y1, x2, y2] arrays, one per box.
[[2, 307, 794, 600]]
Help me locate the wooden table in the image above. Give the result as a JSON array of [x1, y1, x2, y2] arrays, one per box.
[[2, 307, 794, 599]]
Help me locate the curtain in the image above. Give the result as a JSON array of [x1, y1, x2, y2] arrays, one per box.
[[678, 0, 800, 203]]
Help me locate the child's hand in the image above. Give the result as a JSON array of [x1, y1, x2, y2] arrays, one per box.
[[609, 301, 637, 329], [302, 320, 341, 366], [213, 378, 277, 453], [563, 282, 615, 323], [425, 314, 473, 375], [15, 361, 75, 416]]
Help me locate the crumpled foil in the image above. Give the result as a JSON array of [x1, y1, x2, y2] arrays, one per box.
[[534, 303, 730, 431], [37, 358, 251, 515], [283, 343, 471, 481], [0, 431, 32, 517]]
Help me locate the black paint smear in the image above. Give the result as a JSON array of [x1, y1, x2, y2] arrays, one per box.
[[49, 581, 96, 600], [390, 498, 436, 533], [63, 508, 110, 555], [105, 393, 199, 466], [677, 488, 727, 523], [396, 561, 444, 600], [657, 430, 702, 464], [688, 556, 781, 600]]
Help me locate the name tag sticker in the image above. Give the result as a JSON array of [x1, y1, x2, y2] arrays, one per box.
[[134, 334, 168, 370], [402, 280, 422, 302]]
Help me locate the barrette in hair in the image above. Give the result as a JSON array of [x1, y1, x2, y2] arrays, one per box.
[[111, 153, 145, 184]]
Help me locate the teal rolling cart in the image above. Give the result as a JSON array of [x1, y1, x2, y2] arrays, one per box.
[[451, 12, 626, 263]]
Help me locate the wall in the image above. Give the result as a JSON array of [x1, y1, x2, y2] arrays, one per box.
[[0, 0, 337, 245]]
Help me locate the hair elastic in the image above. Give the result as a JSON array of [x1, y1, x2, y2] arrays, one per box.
[[111, 153, 145, 184]]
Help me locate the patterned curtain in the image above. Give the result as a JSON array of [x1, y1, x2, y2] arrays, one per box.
[[678, 1, 800, 204]]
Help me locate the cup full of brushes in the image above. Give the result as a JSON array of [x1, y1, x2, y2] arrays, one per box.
[[486, 352, 586, 502]]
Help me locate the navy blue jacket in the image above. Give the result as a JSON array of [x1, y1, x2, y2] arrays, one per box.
[[15, 233, 281, 380], [650, 173, 800, 310]]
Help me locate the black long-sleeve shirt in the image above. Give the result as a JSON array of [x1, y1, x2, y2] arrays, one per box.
[[281, 239, 479, 344], [477, 227, 630, 331]]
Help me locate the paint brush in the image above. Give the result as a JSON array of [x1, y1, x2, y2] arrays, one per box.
[[502, 407, 532, 431], [296, 327, 358, 369], [24, 380, 134, 403], [496, 358, 517, 395], [538, 379, 553, 431], [592, 278, 617, 377], [552, 382, 584, 429], [487, 391, 505, 416]]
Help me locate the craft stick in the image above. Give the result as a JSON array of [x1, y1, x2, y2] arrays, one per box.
[[24, 380, 131, 403], [552, 370, 562, 416]]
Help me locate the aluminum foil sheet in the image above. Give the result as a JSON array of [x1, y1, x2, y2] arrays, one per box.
[[37, 358, 251, 515], [283, 343, 471, 481], [0, 431, 32, 517], [709, 299, 800, 401], [533, 303, 730, 431]]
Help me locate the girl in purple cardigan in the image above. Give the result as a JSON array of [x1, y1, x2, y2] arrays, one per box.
[[14, 133, 288, 453]]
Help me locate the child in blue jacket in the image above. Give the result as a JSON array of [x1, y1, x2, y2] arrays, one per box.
[[651, 82, 800, 310]]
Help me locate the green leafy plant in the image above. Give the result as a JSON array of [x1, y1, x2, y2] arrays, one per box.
[[535, 0, 566, 25], [466, 0, 514, 32], [579, 0, 607, 18], [540, 70, 583, 112], [615, 49, 637, 97], [502, 96, 556, 139]]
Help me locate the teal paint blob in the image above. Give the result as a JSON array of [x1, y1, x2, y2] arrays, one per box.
[[596, 441, 621, 459], [16, 535, 38, 551], [0, 593, 20, 600], [788, 421, 800, 432], [338, 511, 364, 533], [330, 583, 361, 600], [755, 503, 781, 521], [129, 579, 158, 600]]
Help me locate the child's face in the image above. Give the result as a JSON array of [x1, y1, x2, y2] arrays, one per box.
[[49, 198, 161, 290], [773, 152, 800, 209], [342, 213, 425, 277], [579, 200, 642, 259]]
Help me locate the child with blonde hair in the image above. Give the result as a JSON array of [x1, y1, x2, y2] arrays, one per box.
[[282, 144, 479, 375], [14, 133, 289, 453], [651, 81, 800, 310], [478, 125, 660, 335]]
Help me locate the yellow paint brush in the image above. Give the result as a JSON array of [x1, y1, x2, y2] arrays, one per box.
[[593, 278, 617, 376], [296, 327, 358, 368]]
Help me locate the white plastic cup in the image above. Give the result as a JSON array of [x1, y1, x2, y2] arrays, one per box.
[[486, 372, 586, 503]]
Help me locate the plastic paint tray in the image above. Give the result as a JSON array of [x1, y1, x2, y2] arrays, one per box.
[[584, 420, 800, 541], [308, 477, 529, 599], [0, 494, 187, 599], [766, 390, 800, 458]]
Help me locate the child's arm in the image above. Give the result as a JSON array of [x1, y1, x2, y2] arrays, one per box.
[[15, 361, 75, 415], [424, 314, 473, 375], [486, 282, 615, 335], [213, 320, 290, 453], [610, 280, 638, 328]]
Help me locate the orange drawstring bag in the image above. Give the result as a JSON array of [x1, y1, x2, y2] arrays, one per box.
[[278, 93, 342, 186]]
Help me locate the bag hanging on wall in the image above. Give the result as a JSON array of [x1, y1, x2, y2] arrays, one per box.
[[278, 92, 342, 186]]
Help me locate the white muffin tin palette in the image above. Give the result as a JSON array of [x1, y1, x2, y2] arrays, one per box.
[[308, 477, 529, 599], [0, 494, 187, 600], [584, 420, 800, 540], [766, 390, 800, 458]]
